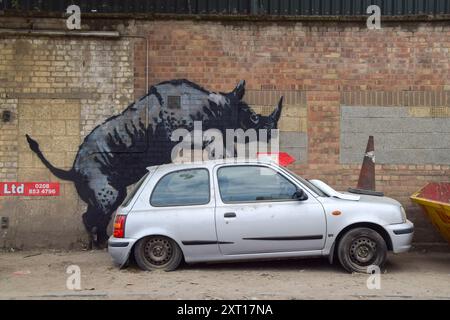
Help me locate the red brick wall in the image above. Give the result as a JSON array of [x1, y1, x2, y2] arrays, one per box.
[[134, 20, 450, 243]]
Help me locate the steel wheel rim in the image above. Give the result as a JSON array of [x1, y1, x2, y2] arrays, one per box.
[[349, 236, 377, 266], [143, 238, 173, 266]]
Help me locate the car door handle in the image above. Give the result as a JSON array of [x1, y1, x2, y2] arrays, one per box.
[[224, 212, 237, 218]]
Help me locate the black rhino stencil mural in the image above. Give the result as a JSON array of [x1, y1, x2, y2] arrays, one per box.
[[25, 79, 283, 248]]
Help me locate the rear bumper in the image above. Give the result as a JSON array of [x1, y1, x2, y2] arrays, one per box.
[[385, 220, 414, 253], [108, 237, 137, 267]]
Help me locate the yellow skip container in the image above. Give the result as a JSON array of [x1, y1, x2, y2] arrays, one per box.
[[410, 182, 450, 244]]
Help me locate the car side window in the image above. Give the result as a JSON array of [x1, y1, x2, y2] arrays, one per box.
[[150, 169, 210, 207], [217, 166, 298, 203]]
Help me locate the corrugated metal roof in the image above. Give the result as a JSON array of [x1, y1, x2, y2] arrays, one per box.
[[2, 0, 450, 16]]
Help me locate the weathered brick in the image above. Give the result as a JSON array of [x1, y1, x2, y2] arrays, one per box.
[[3, 16, 450, 248], [65, 120, 80, 136], [0, 27, 134, 249]]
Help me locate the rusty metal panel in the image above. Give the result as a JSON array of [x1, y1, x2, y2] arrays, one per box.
[[2, 0, 450, 15]]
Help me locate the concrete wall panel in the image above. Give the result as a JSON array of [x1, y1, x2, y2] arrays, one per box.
[[341, 106, 450, 164]]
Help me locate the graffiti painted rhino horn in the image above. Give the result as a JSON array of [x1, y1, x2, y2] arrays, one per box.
[[25, 79, 284, 248]]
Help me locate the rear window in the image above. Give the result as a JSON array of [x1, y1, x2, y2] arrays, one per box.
[[150, 169, 210, 207], [122, 172, 149, 207]]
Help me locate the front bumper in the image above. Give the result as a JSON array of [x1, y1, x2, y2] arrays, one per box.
[[108, 237, 137, 267], [385, 220, 414, 253]]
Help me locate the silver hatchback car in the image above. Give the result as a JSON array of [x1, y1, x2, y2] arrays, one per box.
[[108, 159, 413, 273]]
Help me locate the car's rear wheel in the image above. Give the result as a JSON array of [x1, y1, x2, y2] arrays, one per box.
[[134, 236, 182, 271], [337, 227, 387, 273]]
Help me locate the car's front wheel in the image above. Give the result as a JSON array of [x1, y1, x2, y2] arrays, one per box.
[[337, 227, 387, 273], [134, 236, 183, 271]]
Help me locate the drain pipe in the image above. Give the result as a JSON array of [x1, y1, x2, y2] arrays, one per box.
[[0, 29, 120, 38]]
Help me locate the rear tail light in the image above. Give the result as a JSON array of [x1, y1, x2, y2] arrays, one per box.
[[113, 214, 127, 238]]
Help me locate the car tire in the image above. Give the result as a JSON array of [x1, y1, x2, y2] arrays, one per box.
[[134, 236, 183, 271], [337, 227, 387, 273]]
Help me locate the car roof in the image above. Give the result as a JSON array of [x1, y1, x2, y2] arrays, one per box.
[[146, 158, 278, 171]]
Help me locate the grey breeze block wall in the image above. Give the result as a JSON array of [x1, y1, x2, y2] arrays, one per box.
[[341, 106, 450, 164]]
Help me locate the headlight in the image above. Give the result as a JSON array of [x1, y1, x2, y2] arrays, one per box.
[[400, 206, 407, 223]]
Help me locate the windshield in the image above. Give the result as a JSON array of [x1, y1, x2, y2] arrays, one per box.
[[278, 166, 329, 197], [122, 172, 150, 207]]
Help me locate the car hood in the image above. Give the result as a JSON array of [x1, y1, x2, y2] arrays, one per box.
[[343, 193, 401, 206], [310, 179, 401, 206]]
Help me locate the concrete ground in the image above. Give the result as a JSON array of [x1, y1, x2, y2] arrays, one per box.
[[0, 248, 449, 300]]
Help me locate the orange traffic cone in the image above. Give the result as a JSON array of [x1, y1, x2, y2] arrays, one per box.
[[348, 136, 384, 196]]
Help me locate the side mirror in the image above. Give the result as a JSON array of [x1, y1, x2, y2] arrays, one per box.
[[293, 189, 308, 201]]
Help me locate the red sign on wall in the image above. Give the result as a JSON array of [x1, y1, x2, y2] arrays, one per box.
[[0, 182, 60, 196], [256, 152, 296, 167]]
